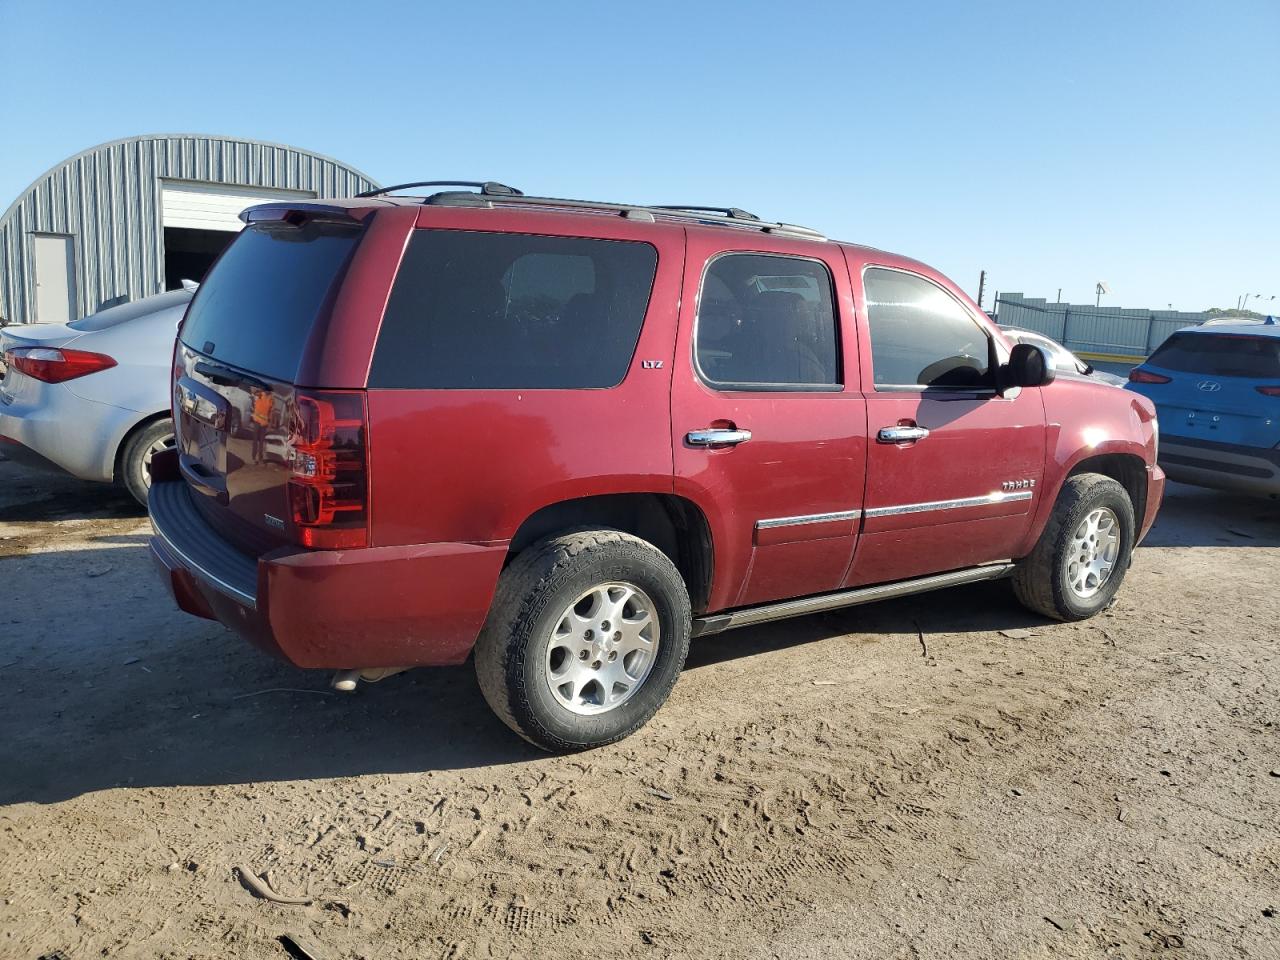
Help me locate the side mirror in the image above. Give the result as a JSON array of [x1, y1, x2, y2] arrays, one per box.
[[1002, 342, 1056, 391]]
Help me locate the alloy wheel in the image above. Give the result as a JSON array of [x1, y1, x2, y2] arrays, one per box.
[[1066, 506, 1120, 599], [544, 582, 660, 715]]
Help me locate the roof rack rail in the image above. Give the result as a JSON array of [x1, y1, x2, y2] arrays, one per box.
[[356, 180, 523, 199], [370, 182, 826, 240], [651, 205, 761, 221]]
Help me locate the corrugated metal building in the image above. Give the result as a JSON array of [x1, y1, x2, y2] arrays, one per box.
[[0, 134, 379, 326], [995, 293, 1209, 359]]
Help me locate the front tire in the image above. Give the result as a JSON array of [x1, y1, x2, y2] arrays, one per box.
[[474, 530, 691, 752], [1012, 473, 1135, 621], [120, 418, 175, 506]]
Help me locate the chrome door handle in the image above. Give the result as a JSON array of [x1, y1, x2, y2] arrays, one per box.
[[687, 428, 752, 447], [877, 425, 929, 443]]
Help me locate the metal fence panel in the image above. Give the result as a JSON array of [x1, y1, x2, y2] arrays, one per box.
[[995, 294, 1208, 359]]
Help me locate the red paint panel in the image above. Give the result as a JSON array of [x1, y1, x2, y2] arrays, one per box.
[[261, 541, 507, 667], [366, 213, 685, 547], [840, 247, 1047, 587], [671, 231, 868, 610], [851, 514, 1031, 586], [753, 515, 856, 547], [303, 205, 418, 389]]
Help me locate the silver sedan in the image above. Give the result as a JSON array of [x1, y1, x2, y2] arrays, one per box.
[[0, 288, 192, 504]]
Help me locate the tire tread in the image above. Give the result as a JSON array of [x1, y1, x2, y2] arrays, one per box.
[[474, 529, 690, 752], [1012, 473, 1132, 621]]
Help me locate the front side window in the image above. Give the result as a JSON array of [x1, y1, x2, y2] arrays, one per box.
[[695, 254, 840, 389], [864, 268, 993, 390], [370, 230, 658, 389]]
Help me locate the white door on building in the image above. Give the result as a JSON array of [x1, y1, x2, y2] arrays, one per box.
[[32, 234, 77, 324]]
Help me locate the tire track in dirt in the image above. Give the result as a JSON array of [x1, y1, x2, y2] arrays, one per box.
[[3, 532, 1278, 959]]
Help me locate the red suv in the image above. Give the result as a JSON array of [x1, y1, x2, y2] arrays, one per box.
[[149, 181, 1164, 751]]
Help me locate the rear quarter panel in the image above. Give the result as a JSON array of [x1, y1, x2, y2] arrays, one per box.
[[65, 303, 186, 414], [364, 210, 686, 547]]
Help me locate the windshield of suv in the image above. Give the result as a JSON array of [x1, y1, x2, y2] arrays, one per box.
[[1148, 331, 1280, 378], [179, 221, 361, 381]]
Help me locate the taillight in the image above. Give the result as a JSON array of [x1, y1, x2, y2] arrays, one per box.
[[1128, 368, 1171, 384], [4, 347, 117, 383], [1257, 386, 1280, 397], [286, 390, 369, 549]]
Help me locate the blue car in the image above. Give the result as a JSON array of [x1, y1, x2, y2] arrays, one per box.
[[1126, 319, 1280, 496]]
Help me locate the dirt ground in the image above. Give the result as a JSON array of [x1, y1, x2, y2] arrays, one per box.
[[1, 456, 1278, 960]]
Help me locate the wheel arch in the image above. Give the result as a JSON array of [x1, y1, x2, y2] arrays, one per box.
[[1065, 451, 1148, 529], [112, 410, 173, 484], [1017, 441, 1150, 558], [506, 493, 714, 613]]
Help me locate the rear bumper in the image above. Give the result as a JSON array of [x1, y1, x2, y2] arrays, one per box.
[[1157, 435, 1280, 497], [148, 480, 507, 668]]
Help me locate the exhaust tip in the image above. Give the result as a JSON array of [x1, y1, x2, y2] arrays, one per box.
[[331, 669, 360, 692]]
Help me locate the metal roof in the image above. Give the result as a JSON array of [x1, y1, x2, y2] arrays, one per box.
[[0, 134, 379, 325]]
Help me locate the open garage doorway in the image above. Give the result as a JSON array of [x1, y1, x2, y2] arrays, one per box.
[[160, 180, 315, 289], [163, 227, 232, 290]]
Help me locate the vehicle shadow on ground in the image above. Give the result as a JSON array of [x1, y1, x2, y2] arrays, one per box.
[[5, 470, 1270, 804], [1, 543, 1053, 805], [1138, 481, 1280, 548], [686, 578, 1042, 669], [0, 456, 143, 522], [0, 548, 540, 805]]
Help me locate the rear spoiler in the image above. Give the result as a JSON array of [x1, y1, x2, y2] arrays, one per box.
[[240, 203, 363, 227]]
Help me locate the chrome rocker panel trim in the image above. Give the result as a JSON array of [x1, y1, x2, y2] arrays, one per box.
[[692, 562, 1016, 636]]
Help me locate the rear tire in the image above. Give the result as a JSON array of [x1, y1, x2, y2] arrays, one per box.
[[474, 529, 691, 752], [1012, 473, 1135, 621], [120, 418, 175, 506]]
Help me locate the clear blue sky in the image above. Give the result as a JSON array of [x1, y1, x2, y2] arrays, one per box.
[[2, 0, 1276, 311]]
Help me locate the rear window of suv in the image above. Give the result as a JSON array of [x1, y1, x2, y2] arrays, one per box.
[[1149, 332, 1280, 378], [180, 221, 361, 382], [370, 230, 658, 389]]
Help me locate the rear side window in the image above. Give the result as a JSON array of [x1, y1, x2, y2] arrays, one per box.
[[180, 222, 360, 381], [695, 254, 840, 389], [370, 231, 658, 389], [864, 268, 993, 389], [1149, 332, 1280, 378]]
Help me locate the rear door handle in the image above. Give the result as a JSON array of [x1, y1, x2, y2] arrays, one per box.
[[686, 428, 752, 447], [877, 425, 929, 443]]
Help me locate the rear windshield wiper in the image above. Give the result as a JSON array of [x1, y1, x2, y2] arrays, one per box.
[[194, 360, 270, 393]]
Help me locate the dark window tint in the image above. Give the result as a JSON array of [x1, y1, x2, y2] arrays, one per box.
[[1148, 332, 1280, 378], [695, 254, 839, 388], [864, 269, 992, 389], [180, 222, 360, 382], [370, 231, 657, 389]]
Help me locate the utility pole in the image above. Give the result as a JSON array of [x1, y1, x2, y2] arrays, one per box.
[[976, 270, 986, 310], [1056, 287, 1062, 303]]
